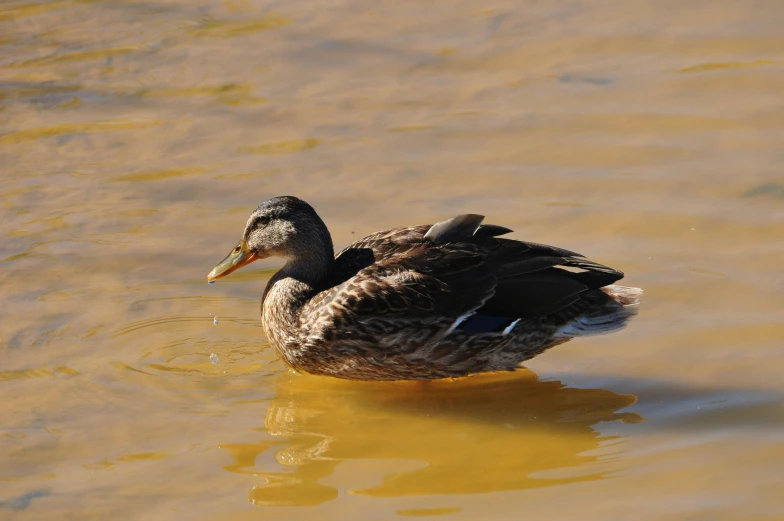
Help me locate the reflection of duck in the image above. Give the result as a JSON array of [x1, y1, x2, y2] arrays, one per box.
[[220, 371, 643, 506], [208, 196, 642, 381]]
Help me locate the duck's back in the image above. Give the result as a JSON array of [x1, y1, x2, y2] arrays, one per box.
[[294, 215, 640, 380]]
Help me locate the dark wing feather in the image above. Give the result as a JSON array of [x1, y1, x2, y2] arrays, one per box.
[[423, 214, 484, 245], [480, 270, 586, 317], [558, 257, 624, 288], [460, 235, 623, 320], [474, 224, 514, 238]]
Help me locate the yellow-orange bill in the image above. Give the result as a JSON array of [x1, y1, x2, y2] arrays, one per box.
[[207, 240, 259, 282]]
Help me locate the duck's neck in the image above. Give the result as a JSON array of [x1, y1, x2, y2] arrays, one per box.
[[280, 251, 334, 288], [261, 242, 335, 351], [277, 213, 336, 291]]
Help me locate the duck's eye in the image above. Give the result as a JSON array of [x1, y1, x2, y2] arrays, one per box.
[[257, 215, 270, 226]]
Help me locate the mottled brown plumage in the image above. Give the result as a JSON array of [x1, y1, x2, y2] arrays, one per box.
[[208, 196, 642, 381]]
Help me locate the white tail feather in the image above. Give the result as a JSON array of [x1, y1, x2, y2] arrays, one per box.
[[555, 285, 642, 338], [602, 284, 643, 306]]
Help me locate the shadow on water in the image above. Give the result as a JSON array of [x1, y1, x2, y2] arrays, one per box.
[[220, 370, 643, 506]]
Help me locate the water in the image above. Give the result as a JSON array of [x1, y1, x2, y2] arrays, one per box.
[[1, 1, 783, 520]]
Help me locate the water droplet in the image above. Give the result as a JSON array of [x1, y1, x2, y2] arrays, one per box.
[[208, 280, 215, 285], [213, 317, 218, 326], [209, 353, 219, 365]]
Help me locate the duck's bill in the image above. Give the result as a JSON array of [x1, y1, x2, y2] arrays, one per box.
[[207, 240, 259, 282]]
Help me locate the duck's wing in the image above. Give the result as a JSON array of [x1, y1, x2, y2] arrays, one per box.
[[306, 214, 624, 338], [304, 237, 497, 335], [311, 217, 516, 321]]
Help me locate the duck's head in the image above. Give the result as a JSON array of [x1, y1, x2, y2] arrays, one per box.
[[207, 196, 333, 282]]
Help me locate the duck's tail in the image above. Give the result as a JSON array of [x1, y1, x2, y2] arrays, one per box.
[[554, 285, 642, 338]]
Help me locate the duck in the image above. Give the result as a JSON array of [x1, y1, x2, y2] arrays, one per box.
[[207, 196, 641, 381]]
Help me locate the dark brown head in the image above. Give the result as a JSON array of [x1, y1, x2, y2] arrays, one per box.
[[207, 196, 334, 282]]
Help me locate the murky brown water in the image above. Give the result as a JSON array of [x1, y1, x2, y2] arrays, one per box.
[[2, 0, 784, 519]]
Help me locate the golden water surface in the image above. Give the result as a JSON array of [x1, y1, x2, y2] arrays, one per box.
[[2, 0, 783, 519]]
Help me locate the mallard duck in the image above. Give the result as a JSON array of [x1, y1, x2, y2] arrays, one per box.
[[208, 196, 641, 381]]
